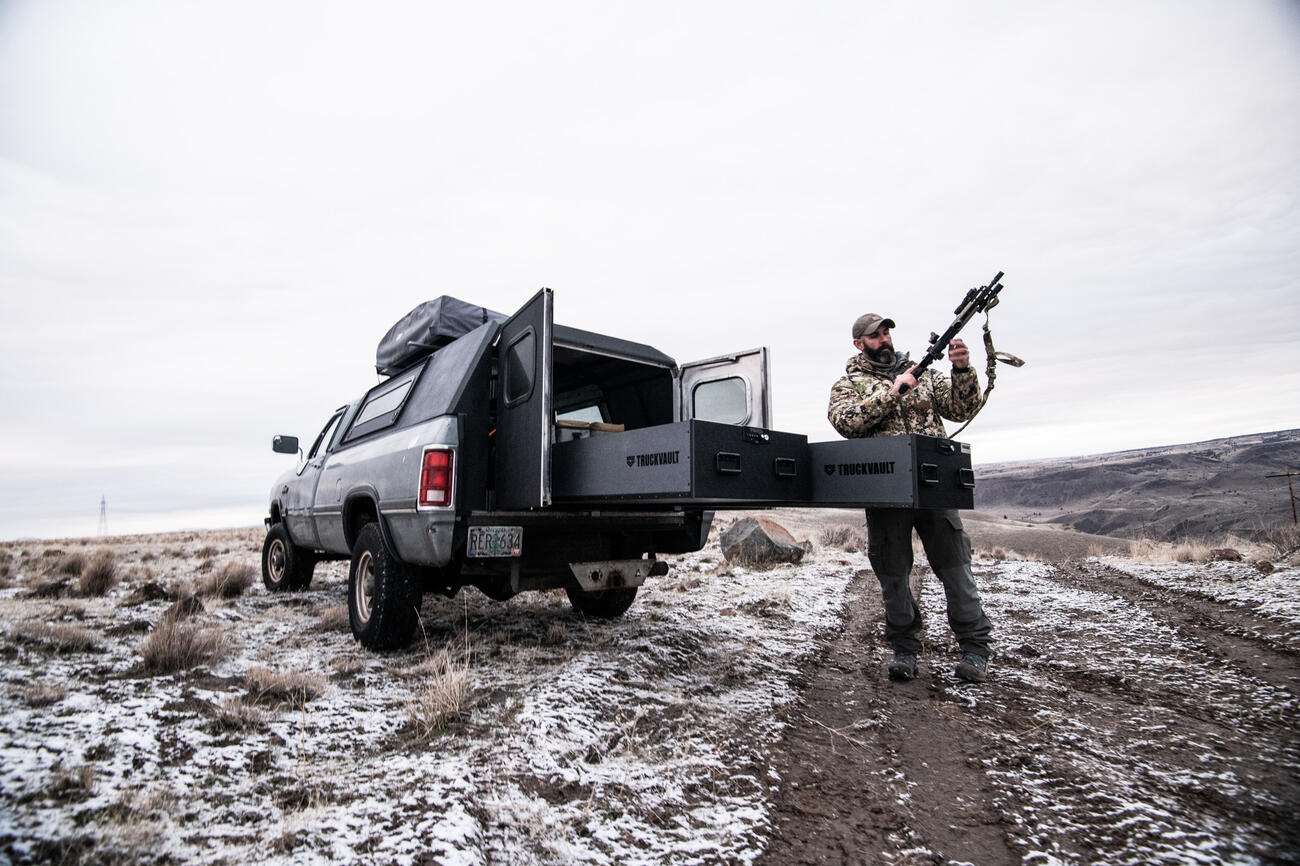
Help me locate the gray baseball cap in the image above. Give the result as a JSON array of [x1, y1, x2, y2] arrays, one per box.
[[852, 313, 896, 340]]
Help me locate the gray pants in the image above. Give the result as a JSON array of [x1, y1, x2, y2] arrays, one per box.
[[865, 508, 992, 657]]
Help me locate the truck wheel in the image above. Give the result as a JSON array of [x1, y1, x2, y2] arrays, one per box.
[[348, 523, 421, 650], [566, 586, 638, 619], [262, 524, 315, 592]]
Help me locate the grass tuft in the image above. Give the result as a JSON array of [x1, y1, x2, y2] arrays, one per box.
[[52, 553, 87, 577], [196, 562, 256, 599], [402, 646, 469, 743], [1265, 523, 1300, 558], [138, 618, 224, 673], [12, 622, 102, 654], [78, 550, 120, 596], [818, 525, 865, 551], [314, 603, 350, 633], [23, 682, 68, 707], [46, 763, 95, 801], [209, 695, 269, 731], [244, 666, 327, 708]]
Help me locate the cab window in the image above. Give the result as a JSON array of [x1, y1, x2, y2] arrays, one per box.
[[308, 410, 346, 460]]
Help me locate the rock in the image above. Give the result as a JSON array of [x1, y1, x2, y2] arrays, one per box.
[[1208, 548, 1242, 562], [719, 517, 805, 569], [1254, 560, 1275, 574]]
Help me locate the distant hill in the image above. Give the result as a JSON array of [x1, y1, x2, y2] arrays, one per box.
[[974, 429, 1300, 542]]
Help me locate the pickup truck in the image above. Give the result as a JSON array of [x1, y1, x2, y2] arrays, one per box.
[[263, 289, 974, 650]]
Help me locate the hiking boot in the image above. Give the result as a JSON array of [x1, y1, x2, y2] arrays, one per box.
[[888, 652, 918, 681], [955, 652, 988, 683]]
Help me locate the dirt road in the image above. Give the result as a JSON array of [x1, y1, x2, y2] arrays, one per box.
[[760, 558, 1300, 865]]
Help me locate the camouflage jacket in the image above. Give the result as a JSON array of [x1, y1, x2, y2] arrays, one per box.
[[827, 353, 981, 439]]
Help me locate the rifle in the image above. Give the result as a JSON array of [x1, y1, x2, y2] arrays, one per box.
[[896, 271, 1005, 395]]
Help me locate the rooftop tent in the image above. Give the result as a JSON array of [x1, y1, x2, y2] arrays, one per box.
[[376, 297, 506, 377], [376, 295, 676, 377]]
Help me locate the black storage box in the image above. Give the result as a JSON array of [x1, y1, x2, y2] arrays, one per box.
[[552, 420, 811, 504], [809, 434, 974, 509]]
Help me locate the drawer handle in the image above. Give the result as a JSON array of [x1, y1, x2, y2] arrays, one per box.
[[920, 463, 940, 486], [774, 457, 797, 478], [959, 467, 976, 489], [716, 452, 742, 475]]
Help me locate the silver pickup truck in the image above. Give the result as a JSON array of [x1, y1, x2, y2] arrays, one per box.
[[263, 288, 975, 650]]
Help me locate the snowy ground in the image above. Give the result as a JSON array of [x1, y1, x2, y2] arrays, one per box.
[[0, 525, 1296, 865]]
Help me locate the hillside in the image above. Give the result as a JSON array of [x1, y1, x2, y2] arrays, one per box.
[[974, 428, 1300, 542]]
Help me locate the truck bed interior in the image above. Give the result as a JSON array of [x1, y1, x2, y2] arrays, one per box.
[[551, 331, 676, 432]]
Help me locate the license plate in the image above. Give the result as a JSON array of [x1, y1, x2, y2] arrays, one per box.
[[467, 526, 523, 558]]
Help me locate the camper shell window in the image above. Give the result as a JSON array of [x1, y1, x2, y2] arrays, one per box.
[[343, 366, 423, 444]]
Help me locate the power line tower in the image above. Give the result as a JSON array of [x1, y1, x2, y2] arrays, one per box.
[[98, 496, 108, 536]]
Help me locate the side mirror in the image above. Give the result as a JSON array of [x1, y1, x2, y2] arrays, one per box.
[[272, 435, 300, 455]]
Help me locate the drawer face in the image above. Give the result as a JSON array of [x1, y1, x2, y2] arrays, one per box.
[[551, 420, 809, 503], [810, 435, 974, 509]]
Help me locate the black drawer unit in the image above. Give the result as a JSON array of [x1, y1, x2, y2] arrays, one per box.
[[551, 420, 811, 504], [809, 434, 975, 509]]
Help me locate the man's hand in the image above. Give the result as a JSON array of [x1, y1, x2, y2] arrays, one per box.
[[948, 338, 970, 369], [889, 366, 919, 397]]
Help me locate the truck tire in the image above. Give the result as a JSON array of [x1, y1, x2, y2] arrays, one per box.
[[262, 523, 315, 592], [348, 522, 421, 650], [566, 586, 638, 619]]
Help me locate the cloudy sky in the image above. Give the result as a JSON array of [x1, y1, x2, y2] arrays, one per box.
[[2, 0, 1298, 540]]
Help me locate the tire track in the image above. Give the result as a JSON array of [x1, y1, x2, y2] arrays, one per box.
[[759, 569, 1019, 865], [1051, 561, 1299, 696]]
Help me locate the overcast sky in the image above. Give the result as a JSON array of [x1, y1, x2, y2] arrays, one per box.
[[2, 0, 1298, 540]]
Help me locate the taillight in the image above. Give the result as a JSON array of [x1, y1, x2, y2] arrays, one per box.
[[419, 449, 453, 507]]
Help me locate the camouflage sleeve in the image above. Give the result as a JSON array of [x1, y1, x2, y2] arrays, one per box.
[[827, 374, 896, 438], [931, 367, 982, 422]]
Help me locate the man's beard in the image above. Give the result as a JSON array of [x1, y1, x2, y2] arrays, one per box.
[[864, 344, 896, 365]]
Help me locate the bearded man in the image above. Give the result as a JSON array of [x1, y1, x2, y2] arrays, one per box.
[[827, 312, 993, 683]]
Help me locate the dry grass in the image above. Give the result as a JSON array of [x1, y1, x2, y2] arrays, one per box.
[[22, 682, 68, 707], [403, 645, 470, 743], [244, 666, 327, 709], [196, 562, 256, 599], [209, 695, 270, 731], [51, 553, 87, 577], [29, 577, 72, 599], [78, 549, 120, 596], [1126, 537, 1256, 564], [12, 621, 102, 653], [138, 618, 224, 673], [1265, 523, 1300, 558], [818, 525, 865, 552], [46, 763, 96, 801], [160, 593, 205, 623], [314, 603, 350, 632]]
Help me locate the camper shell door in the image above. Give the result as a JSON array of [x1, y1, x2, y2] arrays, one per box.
[[494, 288, 554, 509], [677, 348, 771, 428]]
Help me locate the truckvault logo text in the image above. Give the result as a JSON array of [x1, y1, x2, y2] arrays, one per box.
[[627, 451, 681, 468], [824, 461, 896, 476]]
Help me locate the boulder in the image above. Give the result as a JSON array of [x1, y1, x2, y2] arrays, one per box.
[[720, 517, 805, 569], [1208, 548, 1243, 562]]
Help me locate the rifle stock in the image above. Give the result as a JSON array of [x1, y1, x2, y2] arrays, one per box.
[[895, 271, 1004, 395]]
